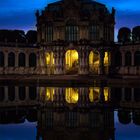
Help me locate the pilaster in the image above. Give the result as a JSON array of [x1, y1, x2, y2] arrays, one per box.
[[78, 46, 89, 75], [54, 46, 65, 75], [99, 50, 105, 75]]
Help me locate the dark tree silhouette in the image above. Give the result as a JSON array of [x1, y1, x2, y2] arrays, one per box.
[[0, 30, 26, 43], [26, 30, 37, 44], [118, 110, 131, 124], [132, 26, 140, 42], [118, 27, 131, 43]]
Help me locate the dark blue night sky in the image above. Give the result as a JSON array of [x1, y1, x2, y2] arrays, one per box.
[[0, 0, 140, 40]]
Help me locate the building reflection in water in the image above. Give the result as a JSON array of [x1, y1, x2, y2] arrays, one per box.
[[39, 87, 110, 105], [0, 86, 140, 140]]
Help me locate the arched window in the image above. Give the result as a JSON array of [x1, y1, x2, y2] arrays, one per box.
[[0, 87, 5, 101], [134, 88, 140, 102], [0, 52, 4, 67], [89, 25, 99, 40], [115, 51, 122, 66], [65, 20, 79, 41], [8, 52, 15, 67], [18, 53, 25, 67], [125, 52, 131, 66], [29, 87, 37, 100], [46, 26, 53, 42], [134, 51, 140, 66], [124, 88, 131, 101], [19, 86, 26, 100], [8, 86, 15, 101], [29, 53, 37, 67]]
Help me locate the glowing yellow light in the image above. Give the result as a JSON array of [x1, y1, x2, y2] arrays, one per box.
[[104, 52, 109, 65], [65, 50, 78, 68], [89, 87, 100, 102], [104, 87, 109, 101], [89, 51, 99, 66], [45, 88, 54, 101], [65, 88, 79, 103], [45, 52, 54, 66]]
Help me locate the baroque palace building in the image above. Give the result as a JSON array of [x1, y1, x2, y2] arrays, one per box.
[[37, 0, 115, 75], [0, 0, 140, 76]]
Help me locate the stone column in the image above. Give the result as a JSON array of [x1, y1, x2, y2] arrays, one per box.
[[15, 86, 19, 102], [4, 86, 8, 102], [15, 51, 18, 67], [122, 52, 125, 66], [54, 47, 64, 75], [26, 53, 29, 67], [36, 52, 40, 67], [4, 52, 8, 67], [25, 87, 29, 101], [131, 51, 135, 66], [121, 88, 125, 102], [99, 50, 105, 75], [78, 46, 89, 75], [78, 88, 89, 107], [131, 88, 135, 102], [99, 86, 105, 103], [59, 88, 65, 107], [53, 88, 63, 107]]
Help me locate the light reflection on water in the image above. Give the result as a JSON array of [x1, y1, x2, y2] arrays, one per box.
[[0, 85, 140, 140]]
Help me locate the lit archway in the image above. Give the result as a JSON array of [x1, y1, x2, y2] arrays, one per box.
[[40, 87, 54, 102], [45, 88, 54, 101], [45, 52, 55, 74], [45, 52, 54, 65], [65, 50, 79, 74], [104, 52, 109, 65], [104, 52, 109, 74], [89, 51, 99, 74], [65, 88, 79, 104], [89, 87, 109, 102], [89, 87, 100, 102]]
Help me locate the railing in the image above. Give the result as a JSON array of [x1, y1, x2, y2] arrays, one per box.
[[0, 67, 39, 75], [117, 66, 140, 75], [0, 42, 39, 48]]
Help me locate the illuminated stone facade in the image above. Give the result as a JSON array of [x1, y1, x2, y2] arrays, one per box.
[[0, 0, 139, 76], [36, 0, 115, 75]]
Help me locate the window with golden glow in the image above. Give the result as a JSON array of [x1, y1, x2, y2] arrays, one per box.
[[89, 87, 109, 102], [45, 88, 54, 101], [89, 87, 100, 102], [65, 50, 78, 70], [45, 52, 54, 66], [89, 51, 99, 66], [104, 87, 109, 101], [89, 51, 99, 74], [40, 87, 54, 102], [65, 88, 79, 104], [104, 52, 109, 66]]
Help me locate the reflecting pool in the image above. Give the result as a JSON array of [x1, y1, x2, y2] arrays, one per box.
[[0, 85, 140, 140]]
